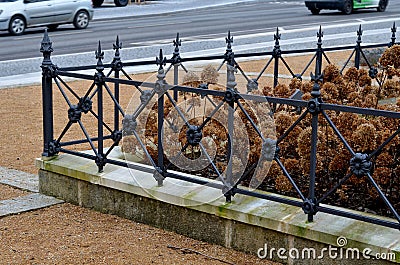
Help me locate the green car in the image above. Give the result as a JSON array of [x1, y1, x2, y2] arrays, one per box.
[[304, 0, 389, 15]]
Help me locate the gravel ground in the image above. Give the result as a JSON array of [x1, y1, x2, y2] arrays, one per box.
[[0, 202, 276, 265], [0, 185, 30, 201]]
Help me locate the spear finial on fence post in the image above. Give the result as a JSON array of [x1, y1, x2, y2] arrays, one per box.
[[226, 30, 233, 52], [40, 29, 53, 67], [172, 32, 182, 101], [274, 27, 281, 48], [95, 41, 104, 73], [224, 30, 234, 66], [114, 35, 122, 51], [171, 33, 182, 66], [111, 35, 123, 71], [355, 25, 363, 69], [357, 24, 363, 40], [224, 31, 236, 91], [273, 27, 281, 57], [315, 25, 324, 77], [317, 25, 323, 42], [113, 35, 122, 57], [390, 22, 397, 47], [273, 27, 282, 88], [156, 48, 167, 71], [173, 32, 182, 58], [155, 48, 167, 93]]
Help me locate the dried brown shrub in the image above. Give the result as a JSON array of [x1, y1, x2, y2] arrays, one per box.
[[121, 49, 400, 217], [351, 123, 377, 152], [344, 67, 359, 82], [201, 64, 219, 84], [289, 78, 303, 91], [275, 174, 292, 192], [358, 69, 372, 87], [321, 82, 339, 103], [324, 64, 343, 85], [380, 45, 400, 69], [301, 81, 313, 94], [259, 61, 400, 215], [274, 83, 291, 98], [182, 71, 201, 87], [262, 85, 273, 96]]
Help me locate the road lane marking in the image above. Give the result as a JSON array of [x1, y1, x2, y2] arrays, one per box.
[[14, 30, 93, 40], [127, 21, 190, 29]]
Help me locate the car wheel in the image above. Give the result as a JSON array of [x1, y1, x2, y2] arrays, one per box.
[[310, 8, 320, 15], [73, 10, 89, 29], [8, 16, 25, 35], [341, 0, 353, 15], [114, 0, 128, 7], [377, 0, 388, 12], [47, 24, 59, 31], [92, 0, 104, 7]]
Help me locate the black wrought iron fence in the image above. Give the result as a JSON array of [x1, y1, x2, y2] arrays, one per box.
[[40, 23, 400, 230]]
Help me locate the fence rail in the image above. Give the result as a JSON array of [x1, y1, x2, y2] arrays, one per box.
[[41, 23, 400, 230]]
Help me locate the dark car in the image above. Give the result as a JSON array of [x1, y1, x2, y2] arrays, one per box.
[[92, 0, 129, 7], [304, 0, 388, 15]]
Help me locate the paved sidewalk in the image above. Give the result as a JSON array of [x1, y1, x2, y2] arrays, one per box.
[[0, 166, 39, 192], [0, 167, 63, 217]]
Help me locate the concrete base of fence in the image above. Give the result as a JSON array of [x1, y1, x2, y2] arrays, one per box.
[[36, 148, 400, 264]]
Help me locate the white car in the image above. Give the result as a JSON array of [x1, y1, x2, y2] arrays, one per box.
[[0, 0, 94, 35]]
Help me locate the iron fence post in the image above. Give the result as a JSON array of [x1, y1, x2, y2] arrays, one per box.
[[315, 26, 323, 77], [157, 95, 164, 182], [95, 41, 106, 172], [224, 31, 236, 202], [355, 25, 363, 69], [156, 49, 167, 186], [40, 30, 55, 157], [304, 74, 323, 222], [308, 112, 318, 222], [112, 36, 122, 133], [173, 66, 178, 101], [172, 33, 182, 101]]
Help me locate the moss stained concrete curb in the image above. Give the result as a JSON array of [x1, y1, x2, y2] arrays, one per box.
[[36, 149, 400, 264]]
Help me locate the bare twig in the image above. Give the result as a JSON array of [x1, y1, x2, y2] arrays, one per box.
[[167, 245, 235, 265]]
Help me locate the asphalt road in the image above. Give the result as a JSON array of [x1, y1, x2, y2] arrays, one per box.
[[1, 0, 400, 61], [0, 0, 400, 85]]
